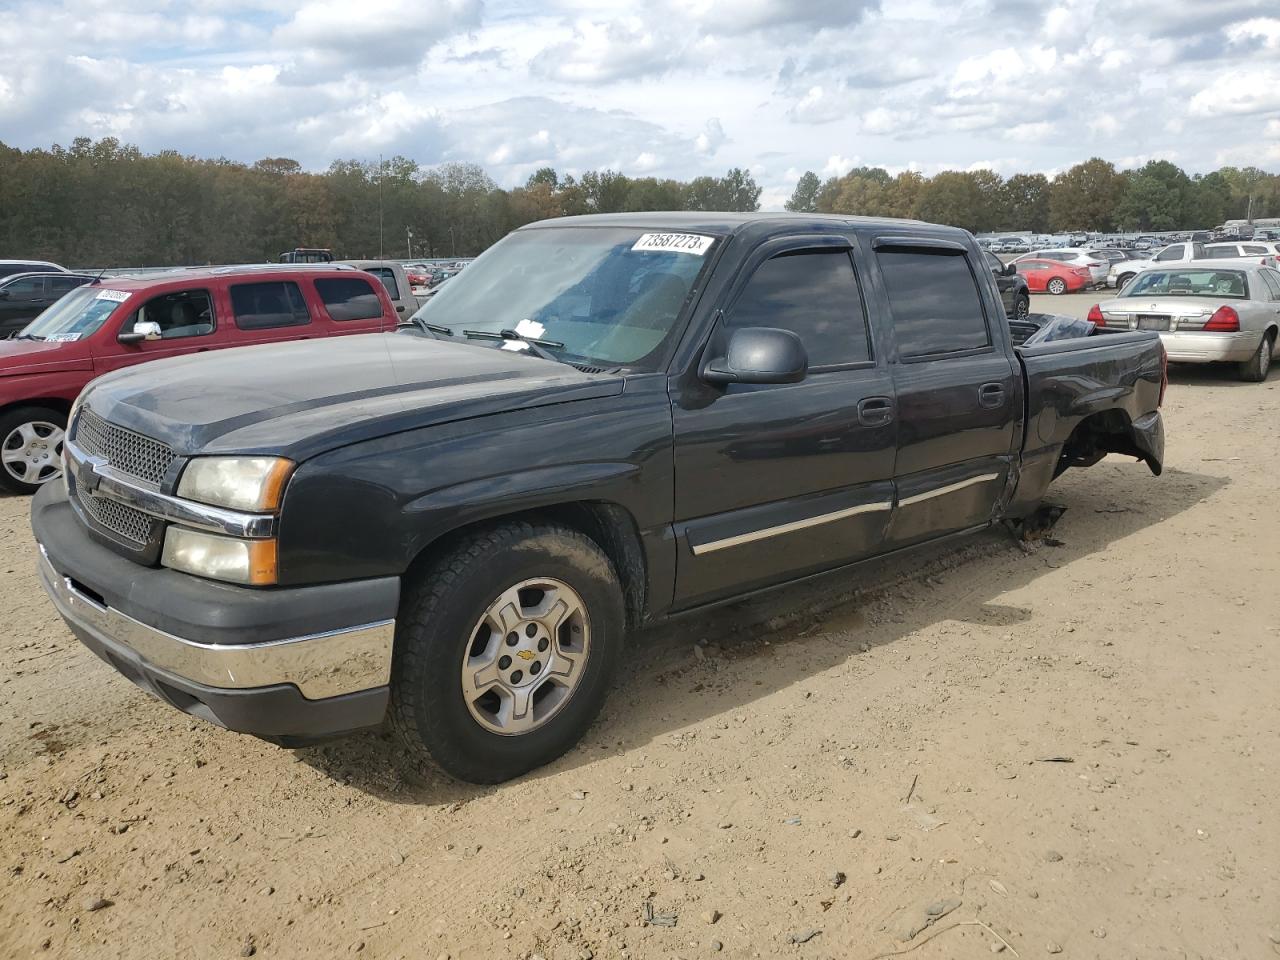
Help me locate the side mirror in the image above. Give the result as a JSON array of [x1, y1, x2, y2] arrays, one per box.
[[703, 327, 807, 386], [1003, 263, 1017, 276], [118, 320, 162, 344]]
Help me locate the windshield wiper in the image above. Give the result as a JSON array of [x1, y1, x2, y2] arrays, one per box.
[[402, 317, 453, 338], [14, 333, 44, 341], [462, 328, 566, 363]]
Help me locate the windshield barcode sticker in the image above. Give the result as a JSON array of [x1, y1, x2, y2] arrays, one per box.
[[47, 333, 82, 342], [95, 289, 131, 302], [632, 233, 715, 256]]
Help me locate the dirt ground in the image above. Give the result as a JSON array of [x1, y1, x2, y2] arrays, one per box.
[[2, 307, 1279, 959]]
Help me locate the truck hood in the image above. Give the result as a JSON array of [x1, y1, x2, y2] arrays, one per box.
[[0, 338, 94, 376], [81, 334, 623, 459]]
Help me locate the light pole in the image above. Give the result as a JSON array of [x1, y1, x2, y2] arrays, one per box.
[[406, 227, 414, 259]]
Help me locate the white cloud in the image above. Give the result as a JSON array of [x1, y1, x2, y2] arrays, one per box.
[[0, 0, 1276, 214]]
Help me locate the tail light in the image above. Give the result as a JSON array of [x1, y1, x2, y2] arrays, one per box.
[[1086, 304, 1105, 326], [1204, 306, 1240, 332]]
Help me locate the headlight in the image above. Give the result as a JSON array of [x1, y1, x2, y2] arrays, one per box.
[[162, 527, 278, 585], [177, 457, 293, 512]]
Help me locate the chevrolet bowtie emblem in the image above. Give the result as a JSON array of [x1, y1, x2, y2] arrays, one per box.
[[77, 455, 109, 495], [516, 650, 536, 661]]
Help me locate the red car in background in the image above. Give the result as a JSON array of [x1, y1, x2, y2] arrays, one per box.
[[0, 265, 398, 494], [1013, 258, 1093, 295]]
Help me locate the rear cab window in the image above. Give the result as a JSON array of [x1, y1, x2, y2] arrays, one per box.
[[876, 247, 991, 360], [315, 277, 384, 322], [366, 267, 401, 301], [230, 281, 311, 330]]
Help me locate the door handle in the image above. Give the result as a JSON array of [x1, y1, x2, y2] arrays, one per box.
[[979, 382, 1006, 408], [857, 396, 894, 427]]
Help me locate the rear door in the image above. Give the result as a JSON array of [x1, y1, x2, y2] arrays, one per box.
[[671, 235, 897, 607], [225, 279, 316, 347], [871, 238, 1021, 548]]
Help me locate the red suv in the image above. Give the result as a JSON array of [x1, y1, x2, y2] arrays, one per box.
[[0, 265, 398, 494]]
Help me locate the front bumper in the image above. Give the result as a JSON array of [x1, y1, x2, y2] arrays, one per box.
[[33, 484, 399, 739], [1159, 331, 1260, 363]]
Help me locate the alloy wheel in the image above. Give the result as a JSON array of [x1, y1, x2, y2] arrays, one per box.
[[460, 577, 591, 735], [1, 421, 64, 486]]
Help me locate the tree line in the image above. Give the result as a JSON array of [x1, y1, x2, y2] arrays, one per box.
[[786, 158, 1280, 234], [1, 137, 1277, 268], [0, 138, 762, 267]]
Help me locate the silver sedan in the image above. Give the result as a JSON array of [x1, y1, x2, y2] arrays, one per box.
[[1092, 260, 1280, 381]]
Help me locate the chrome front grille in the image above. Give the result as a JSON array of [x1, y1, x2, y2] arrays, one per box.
[[76, 407, 176, 488], [76, 486, 152, 546]]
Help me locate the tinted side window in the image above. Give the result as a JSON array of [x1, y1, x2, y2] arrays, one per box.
[[1243, 245, 1267, 255], [727, 248, 870, 366], [50, 276, 86, 294], [230, 281, 311, 330], [368, 267, 400, 301], [122, 289, 215, 340], [1155, 246, 1182, 262], [5, 278, 45, 298], [315, 277, 383, 321], [877, 249, 991, 359], [983, 252, 1003, 273]]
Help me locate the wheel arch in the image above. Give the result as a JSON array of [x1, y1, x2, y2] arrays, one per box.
[[401, 499, 650, 630], [0, 396, 73, 418]]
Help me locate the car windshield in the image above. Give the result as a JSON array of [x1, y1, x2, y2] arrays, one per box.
[[19, 286, 124, 340], [1122, 269, 1249, 300], [408, 226, 716, 370]]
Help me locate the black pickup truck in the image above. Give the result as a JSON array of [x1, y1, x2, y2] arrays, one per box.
[[33, 213, 1166, 783]]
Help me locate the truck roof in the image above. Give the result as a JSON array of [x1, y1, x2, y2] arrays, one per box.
[[519, 211, 949, 239]]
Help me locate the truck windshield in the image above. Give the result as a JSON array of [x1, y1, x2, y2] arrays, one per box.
[[18, 287, 125, 341], [1122, 269, 1249, 299], [409, 227, 716, 369]]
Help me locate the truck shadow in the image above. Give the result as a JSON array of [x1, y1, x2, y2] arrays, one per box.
[[1167, 364, 1271, 388], [296, 462, 1225, 803]]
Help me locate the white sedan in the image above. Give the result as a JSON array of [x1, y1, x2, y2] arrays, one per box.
[[1089, 260, 1280, 381]]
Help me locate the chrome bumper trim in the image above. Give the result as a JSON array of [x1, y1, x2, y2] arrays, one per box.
[[64, 439, 276, 539], [38, 546, 393, 700]]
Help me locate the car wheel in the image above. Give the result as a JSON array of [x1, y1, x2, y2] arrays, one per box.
[[1117, 273, 1135, 291], [389, 521, 625, 784], [1014, 293, 1030, 320], [1047, 278, 1067, 295], [0, 406, 67, 495], [1239, 331, 1274, 383]]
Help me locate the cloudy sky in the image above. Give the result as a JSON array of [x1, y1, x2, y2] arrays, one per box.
[[2, 0, 1278, 208]]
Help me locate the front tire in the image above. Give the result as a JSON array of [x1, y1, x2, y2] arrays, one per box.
[[1239, 332, 1274, 382], [1013, 292, 1030, 320], [1047, 277, 1067, 295], [0, 406, 67, 495], [1117, 273, 1135, 291], [389, 521, 625, 783]]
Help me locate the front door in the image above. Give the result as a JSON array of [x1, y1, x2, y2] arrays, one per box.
[[871, 240, 1021, 548], [671, 236, 897, 607], [92, 287, 223, 376]]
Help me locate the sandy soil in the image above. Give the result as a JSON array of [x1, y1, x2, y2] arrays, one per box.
[[2, 353, 1278, 960]]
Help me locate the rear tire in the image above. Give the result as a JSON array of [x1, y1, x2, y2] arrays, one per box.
[[1013, 292, 1030, 320], [0, 406, 67, 495], [1047, 277, 1067, 295], [389, 521, 625, 784], [1239, 331, 1274, 382]]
